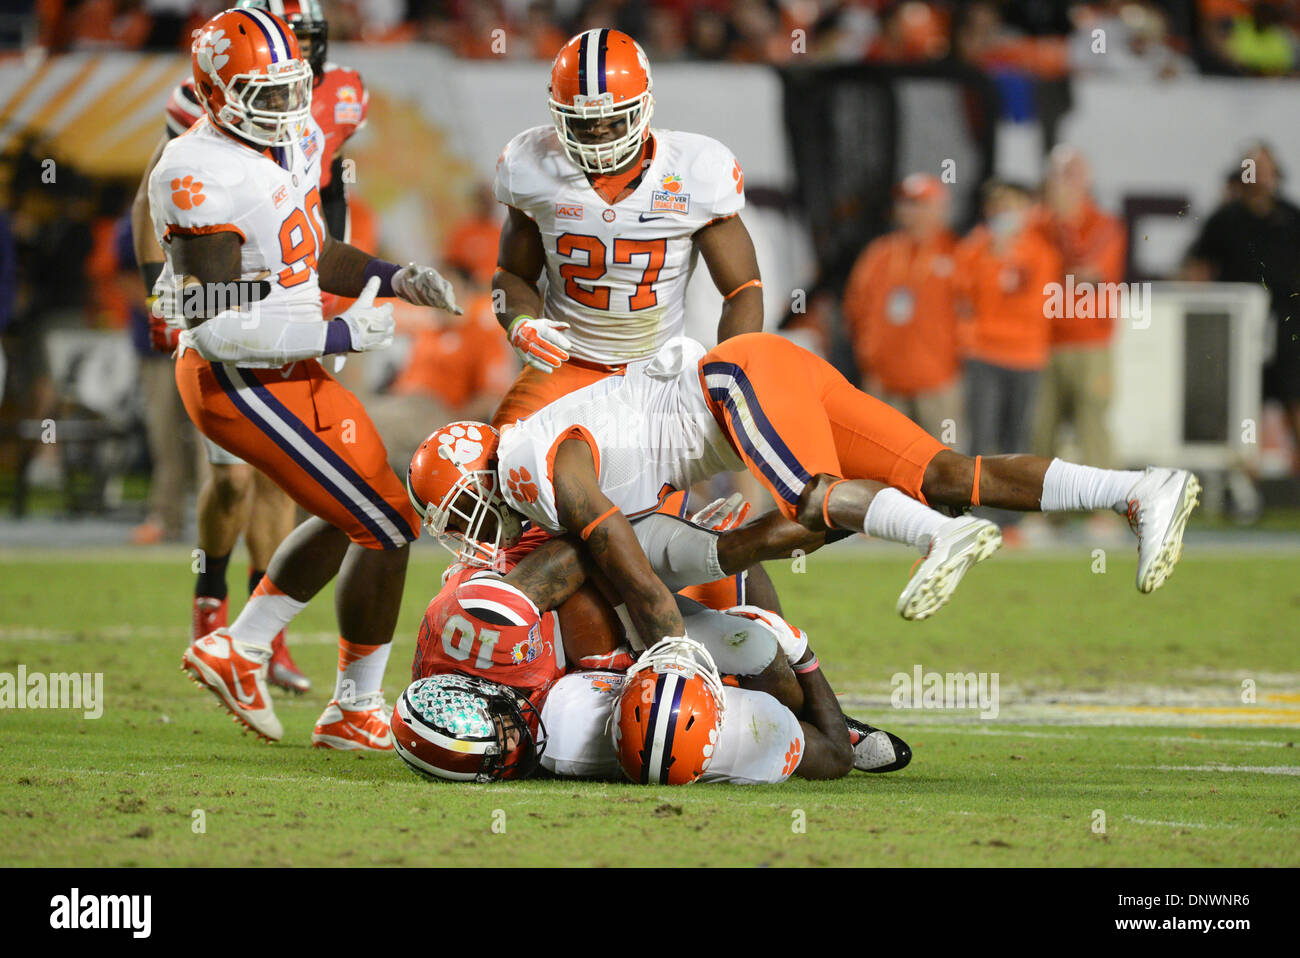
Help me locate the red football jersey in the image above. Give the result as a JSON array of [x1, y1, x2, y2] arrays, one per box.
[[164, 63, 367, 188], [413, 551, 566, 709]]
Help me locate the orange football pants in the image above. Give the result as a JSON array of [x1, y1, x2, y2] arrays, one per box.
[[175, 349, 420, 550], [490, 358, 624, 429], [699, 333, 947, 520]]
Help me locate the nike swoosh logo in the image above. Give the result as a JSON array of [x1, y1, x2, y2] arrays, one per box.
[[638, 214, 665, 222], [231, 669, 258, 705]]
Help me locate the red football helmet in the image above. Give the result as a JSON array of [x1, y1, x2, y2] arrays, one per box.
[[235, 0, 328, 77], [548, 28, 654, 174], [611, 637, 726, 785], [391, 673, 546, 782], [407, 422, 521, 570], [191, 7, 312, 148]]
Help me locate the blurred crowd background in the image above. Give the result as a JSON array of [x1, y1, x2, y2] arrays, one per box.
[[1, 0, 1298, 543], [14, 0, 1300, 77]]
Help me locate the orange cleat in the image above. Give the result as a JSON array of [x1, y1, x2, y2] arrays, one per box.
[[181, 629, 282, 742], [268, 630, 312, 694], [192, 595, 228, 643], [311, 694, 393, 751]]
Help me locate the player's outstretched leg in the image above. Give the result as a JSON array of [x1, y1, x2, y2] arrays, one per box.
[[310, 541, 410, 751], [804, 475, 1002, 621], [182, 516, 349, 742], [920, 452, 1200, 593]]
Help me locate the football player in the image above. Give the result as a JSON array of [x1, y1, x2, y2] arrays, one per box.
[[419, 332, 1200, 646], [130, 0, 368, 695], [491, 27, 778, 615], [154, 8, 459, 748], [402, 422, 909, 780]]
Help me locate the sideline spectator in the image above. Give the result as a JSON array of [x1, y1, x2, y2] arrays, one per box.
[[1032, 146, 1126, 470], [956, 180, 1061, 476], [1183, 142, 1300, 473], [842, 173, 962, 441]]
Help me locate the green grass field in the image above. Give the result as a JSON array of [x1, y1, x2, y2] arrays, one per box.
[[1, 545, 1297, 867]]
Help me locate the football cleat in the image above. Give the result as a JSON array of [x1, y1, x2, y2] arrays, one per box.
[[896, 516, 1002, 621], [192, 595, 228, 643], [845, 717, 912, 773], [311, 693, 394, 751], [181, 629, 282, 742], [1125, 467, 1200, 594], [268, 630, 311, 694]]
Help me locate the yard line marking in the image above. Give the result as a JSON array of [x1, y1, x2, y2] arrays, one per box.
[[913, 727, 1298, 749], [1124, 764, 1300, 776]]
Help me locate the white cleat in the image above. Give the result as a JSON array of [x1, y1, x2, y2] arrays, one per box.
[[311, 693, 394, 751], [181, 629, 283, 742], [897, 516, 1002, 621], [1125, 467, 1200, 594]]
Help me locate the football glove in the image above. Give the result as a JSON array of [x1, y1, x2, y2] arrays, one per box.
[[392, 263, 462, 315], [690, 492, 751, 531], [507, 314, 571, 373], [338, 276, 395, 352], [147, 276, 185, 353]]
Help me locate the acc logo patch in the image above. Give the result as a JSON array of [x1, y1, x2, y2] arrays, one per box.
[[556, 203, 584, 220], [334, 85, 364, 125], [272, 185, 289, 208]]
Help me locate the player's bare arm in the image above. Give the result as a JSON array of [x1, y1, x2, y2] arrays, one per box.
[[493, 206, 546, 331], [790, 648, 854, 780], [551, 439, 685, 642], [500, 534, 594, 612], [696, 213, 763, 342], [132, 134, 169, 274]]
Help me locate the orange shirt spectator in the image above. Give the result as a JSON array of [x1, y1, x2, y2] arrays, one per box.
[[843, 229, 961, 395], [390, 292, 514, 414], [444, 185, 502, 286], [956, 217, 1062, 371], [1035, 157, 1126, 346]]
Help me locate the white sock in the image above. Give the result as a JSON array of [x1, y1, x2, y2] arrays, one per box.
[[227, 577, 306, 653], [334, 639, 392, 705], [864, 487, 948, 552], [1039, 459, 1144, 513]]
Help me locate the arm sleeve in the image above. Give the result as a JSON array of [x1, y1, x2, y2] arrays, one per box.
[[186, 308, 330, 365], [320, 158, 348, 239]]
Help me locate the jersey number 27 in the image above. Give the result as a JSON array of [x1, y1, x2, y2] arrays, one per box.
[[557, 233, 666, 312]]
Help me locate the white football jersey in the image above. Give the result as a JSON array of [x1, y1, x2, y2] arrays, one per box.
[[494, 125, 745, 365], [149, 115, 329, 367], [539, 670, 803, 784], [495, 337, 742, 532]]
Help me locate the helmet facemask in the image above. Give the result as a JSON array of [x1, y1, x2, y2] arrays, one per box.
[[549, 88, 654, 174], [413, 449, 522, 572], [628, 636, 728, 724], [204, 57, 312, 148]]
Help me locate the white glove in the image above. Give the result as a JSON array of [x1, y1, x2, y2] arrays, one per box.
[[338, 276, 394, 352], [507, 314, 572, 373], [392, 263, 462, 315], [690, 492, 751, 531]]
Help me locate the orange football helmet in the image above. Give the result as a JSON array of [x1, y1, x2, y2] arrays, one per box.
[[236, 0, 328, 77], [191, 7, 312, 148], [548, 28, 654, 174], [611, 637, 726, 785], [407, 422, 522, 570]]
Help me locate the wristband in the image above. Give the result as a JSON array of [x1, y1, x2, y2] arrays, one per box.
[[324, 318, 353, 354], [362, 259, 400, 298], [580, 505, 620, 541], [507, 314, 534, 336], [793, 653, 820, 675]]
